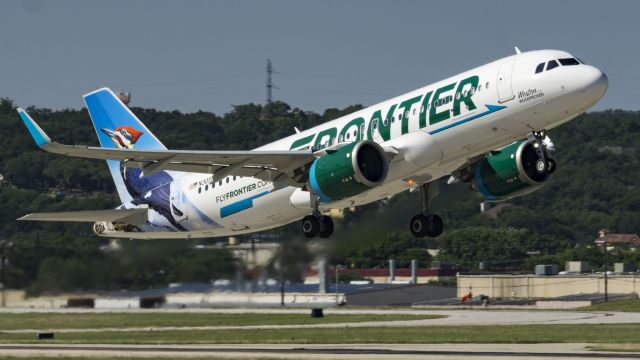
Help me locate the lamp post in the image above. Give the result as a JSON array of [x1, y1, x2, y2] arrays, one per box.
[[604, 238, 609, 303], [0, 240, 10, 307], [335, 265, 344, 303]]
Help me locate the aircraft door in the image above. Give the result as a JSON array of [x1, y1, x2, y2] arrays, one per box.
[[372, 119, 382, 142], [169, 177, 189, 222], [497, 59, 516, 103]]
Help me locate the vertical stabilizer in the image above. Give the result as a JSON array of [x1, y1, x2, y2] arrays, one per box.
[[83, 88, 168, 204]]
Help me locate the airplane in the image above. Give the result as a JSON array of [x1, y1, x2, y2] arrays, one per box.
[[18, 48, 608, 240]]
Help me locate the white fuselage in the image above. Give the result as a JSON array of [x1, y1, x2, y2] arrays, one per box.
[[112, 49, 608, 239]]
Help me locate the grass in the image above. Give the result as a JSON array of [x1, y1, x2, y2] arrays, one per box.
[[1, 324, 640, 344], [577, 298, 640, 312], [588, 344, 640, 352], [0, 312, 442, 330]]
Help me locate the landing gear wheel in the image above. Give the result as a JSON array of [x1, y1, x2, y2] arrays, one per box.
[[425, 214, 443, 237], [546, 158, 556, 174], [410, 214, 429, 237], [301, 215, 320, 238], [318, 215, 334, 238]]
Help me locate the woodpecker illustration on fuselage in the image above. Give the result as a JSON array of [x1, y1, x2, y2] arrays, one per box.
[[18, 49, 608, 239]]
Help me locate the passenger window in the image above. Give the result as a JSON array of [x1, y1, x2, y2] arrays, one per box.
[[346, 133, 350, 140], [383, 117, 388, 126], [412, 108, 416, 115], [535, 62, 545, 74], [339, 134, 344, 142], [559, 58, 580, 66], [373, 119, 378, 130], [233, 176, 236, 181], [485, 82, 489, 89], [546, 60, 559, 71], [198, 187, 201, 194], [205, 185, 208, 191], [226, 177, 229, 183], [218, 180, 222, 186], [478, 85, 482, 91]]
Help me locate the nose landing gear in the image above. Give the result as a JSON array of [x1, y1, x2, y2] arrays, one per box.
[[409, 183, 443, 238], [528, 130, 556, 175]]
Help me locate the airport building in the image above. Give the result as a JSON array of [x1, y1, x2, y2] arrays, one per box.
[[457, 274, 640, 299]]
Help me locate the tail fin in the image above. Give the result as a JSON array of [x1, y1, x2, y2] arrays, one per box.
[[83, 88, 168, 203], [84, 88, 166, 150]]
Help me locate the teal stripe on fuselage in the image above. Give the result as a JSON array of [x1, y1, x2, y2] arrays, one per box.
[[428, 104, 506, 135], [220, 191, 269, 218]]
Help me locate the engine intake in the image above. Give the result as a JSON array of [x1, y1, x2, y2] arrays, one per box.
[[473, 140, 551, 200], [309, 140, 388, 202]]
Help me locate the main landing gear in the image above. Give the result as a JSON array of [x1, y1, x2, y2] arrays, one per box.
[[528, 130, 556, 175], [301, 214, 334, 238], [300, 194, 334, 239], [410, 183, 443, 238]]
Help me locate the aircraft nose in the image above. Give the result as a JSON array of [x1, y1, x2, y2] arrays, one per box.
[[581, 66, 608, 102]]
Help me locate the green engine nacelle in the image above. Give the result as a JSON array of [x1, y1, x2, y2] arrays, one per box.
[[473, 140, 550, 200], [309, 141, 388, 202]]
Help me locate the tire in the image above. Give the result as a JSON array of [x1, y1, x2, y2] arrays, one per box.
[[318, 215, 334, 238], [425, 214, 443, 237], [301, 215, 320, 238], [546, 158, 556, 174], [410, 214, 429, 237]]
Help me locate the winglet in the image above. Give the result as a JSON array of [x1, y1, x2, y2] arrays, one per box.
[[17, 108, 51, 147]]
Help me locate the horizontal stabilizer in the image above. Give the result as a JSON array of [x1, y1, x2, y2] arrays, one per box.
[[18, 208, 147, 223]]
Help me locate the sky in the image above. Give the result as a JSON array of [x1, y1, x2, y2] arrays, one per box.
[[0, 0, 638, 115]]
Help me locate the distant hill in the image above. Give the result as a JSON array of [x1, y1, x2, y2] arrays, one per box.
[[1, 96, 638, 288]]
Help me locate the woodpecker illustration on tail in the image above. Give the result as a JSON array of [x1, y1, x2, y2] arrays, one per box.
[[85, 89, 187, 231]]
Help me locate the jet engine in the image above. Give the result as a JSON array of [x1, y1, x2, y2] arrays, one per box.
[[472, 139, 554, 200], [308, 140, 388, 201]]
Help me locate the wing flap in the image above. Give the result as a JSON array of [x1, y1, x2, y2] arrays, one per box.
[[18, 208, 148, 223]]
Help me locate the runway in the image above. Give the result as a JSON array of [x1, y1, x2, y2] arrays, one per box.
[[0, 343, 638, 359], [2, 308, 640, 334]]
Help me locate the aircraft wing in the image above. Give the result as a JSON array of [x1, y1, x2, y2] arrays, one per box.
[[18, 208, 147, 223], [18, 108, 316, 186]]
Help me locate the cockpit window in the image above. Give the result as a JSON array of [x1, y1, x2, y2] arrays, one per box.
[[546, 60, 559, 71], [535, 62, 545, 74], [559, 58, 580, 66]]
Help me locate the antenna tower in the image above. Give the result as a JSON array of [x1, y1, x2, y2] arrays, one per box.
[[266, 59, 278, 104]]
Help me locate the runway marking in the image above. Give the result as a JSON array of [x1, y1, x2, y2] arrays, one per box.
[[0, 344, 639, 358]]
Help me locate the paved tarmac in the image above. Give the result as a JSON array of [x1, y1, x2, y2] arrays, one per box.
[[0, 343, 638, 359], [2, 308, 640, 333]]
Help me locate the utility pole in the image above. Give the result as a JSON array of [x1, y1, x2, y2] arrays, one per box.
[[279, 241, 285, 307], [266, 59, 278, 104], [1, 240, 7, 307], [604, 238, 609, 303]]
